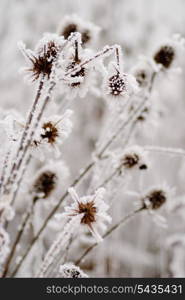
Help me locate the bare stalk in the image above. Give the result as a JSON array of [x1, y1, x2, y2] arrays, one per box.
[[144, 145, 185, 157], [75, 207, 144, 266], [4, 78, 44, 194], [2, 208, 32, 278]]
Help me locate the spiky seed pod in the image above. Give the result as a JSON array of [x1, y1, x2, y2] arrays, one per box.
[[29, 42, 59, 80], [108, 73, 126, 96], [18, 35, 64, 82]]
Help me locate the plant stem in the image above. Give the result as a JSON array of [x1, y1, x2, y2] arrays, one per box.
[[2, 209, 32, 277], [10, 72, 157, 277], [75, 207, 144, 266], [144, 145, 185, 157], [3, 78, 44, 194]]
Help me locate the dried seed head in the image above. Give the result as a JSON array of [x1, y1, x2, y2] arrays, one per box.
[[108, 74, 126, 96], [29, 41, 60, 80], [154, 45, 175, 69], [143, 189, 167, 210], [33, 171, 57, 200], [41, 122, 59, 144], [119, 146, 148, 171], [122, 153, 140, 169], [62, 23, 78, 39], [61, 23, 90, 45], [65, 188, 111, 242], [78, 201, 97, 225]]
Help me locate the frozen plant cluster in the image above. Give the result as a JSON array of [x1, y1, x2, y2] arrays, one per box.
[[0, 0, 185, 278]]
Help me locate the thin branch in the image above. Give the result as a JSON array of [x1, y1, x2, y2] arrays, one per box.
[[10, 69, 157, 277], [144, 145, 185, 157], [75, 207, 144, 266]]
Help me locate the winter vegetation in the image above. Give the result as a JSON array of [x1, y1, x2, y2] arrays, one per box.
[[0, 0, 185, 278]]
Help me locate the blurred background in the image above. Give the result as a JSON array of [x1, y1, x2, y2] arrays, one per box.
[[1, 0, 185, 277]]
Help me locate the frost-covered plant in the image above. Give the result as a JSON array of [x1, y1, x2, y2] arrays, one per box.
[[0, 8, 185, 279]]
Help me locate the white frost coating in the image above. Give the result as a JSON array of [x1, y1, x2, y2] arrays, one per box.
[[37, 214, 83, 277], [0, 227, 10, 264], [59, 262, 88, 278]]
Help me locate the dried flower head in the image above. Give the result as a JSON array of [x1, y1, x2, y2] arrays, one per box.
[[18, 34, 64, 81], [63, 187, 111, 242], [142, 189, 167, 210], [32, 110, 73, 157], [116, 146, 148, 172], [41, 122, 59, 144], [103, 63, 138, 105], [33, 171, 57, 201], [154, 45, 175, 69], [142, 185, 174, 227], [153, 34, 185, 70], [0, 227, 10, 264], [59, 263, 88, 278], [58, 14, 100, 45], [30, 160, 69, 202]]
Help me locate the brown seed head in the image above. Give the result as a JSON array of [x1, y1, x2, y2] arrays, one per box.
[[61, 23, 90, 45], [77, 201, 97, 225], [108, 74, 126, 96], [143, 189, 167, 210], [33, 171, 57, 201], [122, 153, 139, 169], [29, 41, 59, 80], [41, 122, 59, 144], [154, 45, 175, 68]]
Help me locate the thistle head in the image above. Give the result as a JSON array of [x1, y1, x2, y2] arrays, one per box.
[[18, 34, 64, 81]]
